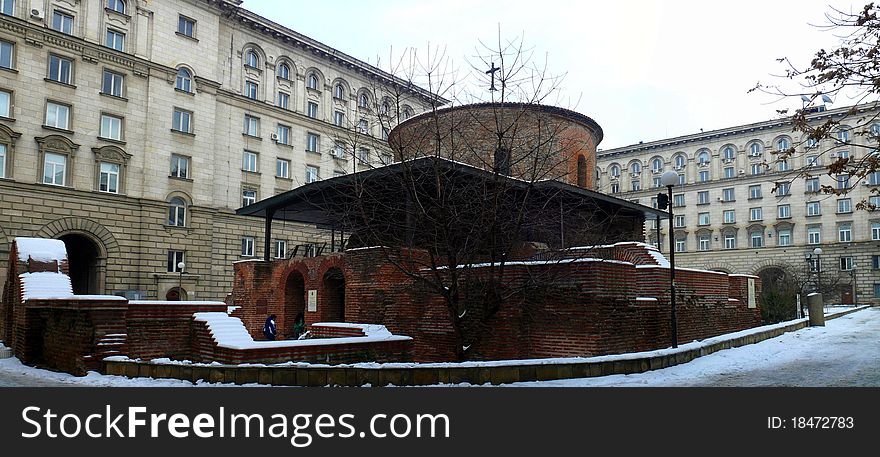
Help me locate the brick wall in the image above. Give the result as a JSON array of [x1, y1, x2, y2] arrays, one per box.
[[125, 301, 228, 360]]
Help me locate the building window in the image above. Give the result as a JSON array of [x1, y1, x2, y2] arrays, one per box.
[[245, 81, 258, 100], [0, 89, 10, 118], [241, 237, 255, 257], [178, 15, 196, 38], [333, 83, 344, 99], [697, 151, 710, 165], [875, 284, 880, 299], [243, 115, 259, 137], [48, 55, 73, 85], [750, 231, 763, 248], [697, 191, 710, 205], [698, 235, 710, 251], [102, 69, 124, 97], [172, 108, 192, 133], [242, 189, 256, 206], [175, 68, 193, 92], [610, 183, 620, 194], [777, 159, 791, 172], [837, 128, 850, 143], [678, 174, 685, 185], [305, 165, 319, 183], [168, 197, 187, 226], [0, 40, 13, 69], [840, 256, 854, 271], [51, 11, 74, 35], [748, 185, 762, 200], [837, 198, 852, 214], [98, 162, 120, 193], [1, 0, 13, 16], [45, 102, 70, 130], [836, 174, 850, 190], [307, 101, 318, 118], [807, 226, 821, 245], [308, 73, 319, 90], [778, 229, 791, 246], [778, 204, 791, 219], [167, 251, 185, 273], [380, 153, 393, 165], [42, 152, 67, 186], [750, 207, 763, 221], [839, 224, 852, 242], [724, 167, 735, 179], [673, 194, 685, 208], [806, 155, 820, 167], [100, 114, 123, 141], [652, 177, 661, 188], [776, 137, 790, 152], [673, 155, 686, 169], [334, 110, 345, 126], [722, 187, 735, 202], [358, 93, 370, 109], [631, 180, 640, 192], [357, 147, 370, 164], [274, 240, 287, 259], [242, 150, 258, 173], [873, 255, 880, 269], [105, 29, 125, 51], [276, 124, 290, 145], [631, 162, 642, 174], [871, 196, 880, 210], [0, 144, 6, 178], [722, 146, 735, 161], [806, 201, 821, 216], [306, 133, 319, 153], [723, 210, 736, 224], [675, 237, 686, 253], [872, 222, 880, 241], [357, 118, 369, 134], [107, 0, 126, 14], [805, 177, 820, 193], [749, 143, 762, 156], [278, 63, 290, 80], [651, 158, 663, 172], [276, 158, 290, 179], [609, 164, 620, 178], [776, 182, 790, 197], [277, 92, 289, 110], [698, 170, 709, 182], [170, 154, 189, 179], [245, 50, 259, 68], [724, 233, 736, 249], [750, 163, 764, 175], [674, 215, 685, 228], [867, 171, 880, 186], [698, 212, 710, 226]]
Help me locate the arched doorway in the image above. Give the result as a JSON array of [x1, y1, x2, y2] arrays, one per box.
[[322, 268, 345, 322], [59, 233, 104, 295], [758, 266, 797, 323], [165, 287, 188, 301], [283, 271, 306, 337]]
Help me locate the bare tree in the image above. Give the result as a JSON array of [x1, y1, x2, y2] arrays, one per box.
[[306, 35, 640, 361], [752, 3, 880, 209]]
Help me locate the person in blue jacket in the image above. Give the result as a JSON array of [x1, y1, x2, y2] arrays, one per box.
[[263, 314, 277, 341]]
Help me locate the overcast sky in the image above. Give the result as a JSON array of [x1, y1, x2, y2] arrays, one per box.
[[243, 0, 859, 149]]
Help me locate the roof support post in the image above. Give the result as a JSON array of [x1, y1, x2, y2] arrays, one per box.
[[264, 208, 275, 262]]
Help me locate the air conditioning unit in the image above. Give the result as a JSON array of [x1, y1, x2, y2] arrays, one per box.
[[717, 197, 724, 202], [739, 169, 745, 174], [631, 172, 640, 177], [829, 152, 838, 158], [749, 152, 761, 157], [270, 133, 279, 141], [30, 8, 44, 20], [674, 166, 683, 171]]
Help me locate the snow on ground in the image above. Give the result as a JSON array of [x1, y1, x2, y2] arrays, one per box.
[[508, 307, 880, 387]]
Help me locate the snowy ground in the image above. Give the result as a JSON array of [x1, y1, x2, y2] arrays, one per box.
[[509, 307, 880, 387], [1, 307, 876, 387]]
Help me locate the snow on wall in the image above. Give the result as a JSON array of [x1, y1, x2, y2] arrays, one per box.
[[15, 238, 68, 264], [19, 272, 73, 300], [193, 313, 411, 350]]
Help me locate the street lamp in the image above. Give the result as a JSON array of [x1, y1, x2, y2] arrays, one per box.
[[812, 247, 823, 295], [177, 261, 185, 301], [850, 261, 857, 305], [660, 170, 679, 348]]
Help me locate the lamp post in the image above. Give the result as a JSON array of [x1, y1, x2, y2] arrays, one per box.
[[660, 170, 679, 348], [850, 261, 857, 306], [177, 261, 185, 301], [812, 247, 823, 295]]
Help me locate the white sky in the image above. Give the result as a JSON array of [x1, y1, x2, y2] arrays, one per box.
[[242, 0, 860, 149]]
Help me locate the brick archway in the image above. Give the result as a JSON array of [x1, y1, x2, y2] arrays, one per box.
[[321, 267, 345, 323], [35, 218, 119, 295], [283, 270, 306, 337]]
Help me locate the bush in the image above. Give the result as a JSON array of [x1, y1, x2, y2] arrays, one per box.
[[760, 289, 797, 324]]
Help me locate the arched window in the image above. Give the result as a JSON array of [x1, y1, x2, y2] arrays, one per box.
[[630, 162, 641, 174], [168, 197, 187, 227], [697, 150, 710, 165], [278, 63, 290, 80], [245, 50, 259, 68], [776, 138, 790, 151], [175, 68, 192, 93], [333, 83, 345, 99], [609, 164, 620, 178], [307, 73, 319, 90], [380, 100, 391, 115], [871, 123, 880, 137], [107, 0, 125, 14], [837, 127, 850, 143], [402, 107, 413, 119], [674, 154, 686, 169], [750, 143, 762, 156], [358, 93, 369, 108], [722, 146, 735, 160], [651, 157, 663, 172]]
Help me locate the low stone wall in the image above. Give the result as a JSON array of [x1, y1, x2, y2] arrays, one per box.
[[103, 306, 869, 386]]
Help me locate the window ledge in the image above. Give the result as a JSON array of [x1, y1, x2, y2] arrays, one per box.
[[99, 92, 128, 102], [169, 175, 193, 183], [174, 88, 196, 96], [747, 197, 763, 201], [696, 202, 710, 206], [305, 150, 321, 155], [242, 170, 261, 175], [275, 176, 293, 182], [0, 116, 14, 123], [0, 67, 18, 74], [836, 211, 853, 215], [275, 142, 294, 149], [44, 78, 76, 89], [171, 129, 195, 137], [42, 125, 74, 135], [175, 31, 199, 43], [97, 136, 126, 146], [104, 7, 132, 21], [242, 133, 262, 141], [777, 217, 792, 220], [805, 214, 822, 218]]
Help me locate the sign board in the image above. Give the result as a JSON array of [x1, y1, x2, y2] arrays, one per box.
[[747, 278, 756, 309], [307, 290, 317, 312]]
